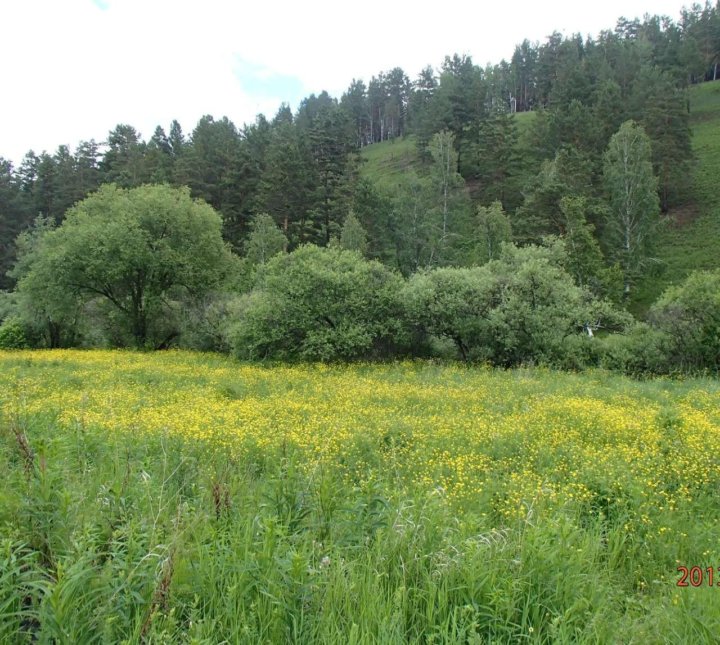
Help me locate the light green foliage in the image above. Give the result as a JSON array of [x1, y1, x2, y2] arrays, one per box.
[[243, 213, 288, 266], [403, 266, 496, 361], [229, 245, 406, 360], [404, 241, 628, 365], [0, 318, 28, 349], [472, 201, 512, 264], [382, 132, 471, 273], [649, 269, 720, 373], [14, 184, 233, 348], [427, 130, 469, 264], [10, 216, 81, 348], [338, 212, 368, 256], [488, 243, 621, 366], [603, 121, 660, 296]]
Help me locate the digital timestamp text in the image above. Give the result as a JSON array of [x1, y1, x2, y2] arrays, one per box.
[[677, 566, 720, 587]]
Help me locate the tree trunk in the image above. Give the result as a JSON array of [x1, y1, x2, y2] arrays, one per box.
[[133, 312, 147, 348]]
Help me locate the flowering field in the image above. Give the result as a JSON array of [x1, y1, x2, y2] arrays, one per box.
[[2, 350, 720, 642]]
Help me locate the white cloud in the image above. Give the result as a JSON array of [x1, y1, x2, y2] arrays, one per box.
[[0, 0, 687, 164]]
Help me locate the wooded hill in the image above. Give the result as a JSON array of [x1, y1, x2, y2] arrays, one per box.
[[1, 2, 719, 313]]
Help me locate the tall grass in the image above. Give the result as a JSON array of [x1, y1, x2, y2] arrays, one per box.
[[1, 350, 719, 642]]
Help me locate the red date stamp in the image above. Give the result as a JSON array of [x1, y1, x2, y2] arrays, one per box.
[[677, 566, 720, 587]]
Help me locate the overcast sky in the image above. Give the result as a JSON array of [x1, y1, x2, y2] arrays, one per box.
[[1, 0, 688, 165]]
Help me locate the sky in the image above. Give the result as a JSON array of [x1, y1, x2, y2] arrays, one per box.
[[0, 0, 688, 165]]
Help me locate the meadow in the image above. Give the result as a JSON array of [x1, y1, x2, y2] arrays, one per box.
[[2, 350, 720, 643]]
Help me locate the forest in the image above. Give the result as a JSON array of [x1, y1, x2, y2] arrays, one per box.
[[1, 2, 720, 373]]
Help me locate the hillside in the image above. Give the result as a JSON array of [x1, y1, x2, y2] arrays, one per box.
[[633, 80, 720, 312], [359, 82, 720, 315]]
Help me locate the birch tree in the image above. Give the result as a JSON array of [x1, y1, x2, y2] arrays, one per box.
[[603, 121, 660, 298]]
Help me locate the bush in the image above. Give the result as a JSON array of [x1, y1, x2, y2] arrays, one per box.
[[0, 318, 29, 349], [403, 242, 630, 367], [229, 245, 407, 361], [402, 266, 497, 362], [595, 323, 670, 375], [648, 270, 720, 373]]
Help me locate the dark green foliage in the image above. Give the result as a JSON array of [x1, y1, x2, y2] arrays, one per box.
[[174, 116, 248, 247], [100, 124, 148, 188], [559, 196, 623, 301], [255, 123, 316, 245], [464, 109, 524, 210], [229, 245, 406, 361], [631, 66, 694, 210], [514, 145, 599, 243]]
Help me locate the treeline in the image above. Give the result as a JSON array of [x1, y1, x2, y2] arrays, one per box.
[[2, 4, 718, 289], [0, 183, 717, 375]]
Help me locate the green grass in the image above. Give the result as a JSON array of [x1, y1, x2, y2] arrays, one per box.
[[2, 350, 720, 643], [359, 136, 422, 189]]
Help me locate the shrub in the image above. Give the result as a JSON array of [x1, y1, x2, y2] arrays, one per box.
[[0, 318, 29, 349], [648, 270, 720, 373], [229, 245, 407, 361], [403, 242, 630, 367]]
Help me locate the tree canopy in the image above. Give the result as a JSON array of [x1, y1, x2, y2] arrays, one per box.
[[14, 184, 233, 348]]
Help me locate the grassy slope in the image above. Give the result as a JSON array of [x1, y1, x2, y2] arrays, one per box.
[[359, 83, 720, 316], [358, 135, 421, 189], [632, 80, 720, 313]]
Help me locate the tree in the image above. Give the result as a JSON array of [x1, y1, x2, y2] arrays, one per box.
[[101, 124, 147, 188], [175, 115, 247, 247], [465, 109, 523, 209], [339, 212, 369, 256], [559, 196, 622, 301], [514, 145, 597, 243], [10, 215, 81, 347], [426, 130, 470, 264], [602, 121, 660, 297], [0, 158, 28, 290], [472, 201, 512, 264], [255, 123, 316, 245], [14, 184, 233, 348], [244, 213, 288, 266], [631, 66, 693, 211]]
